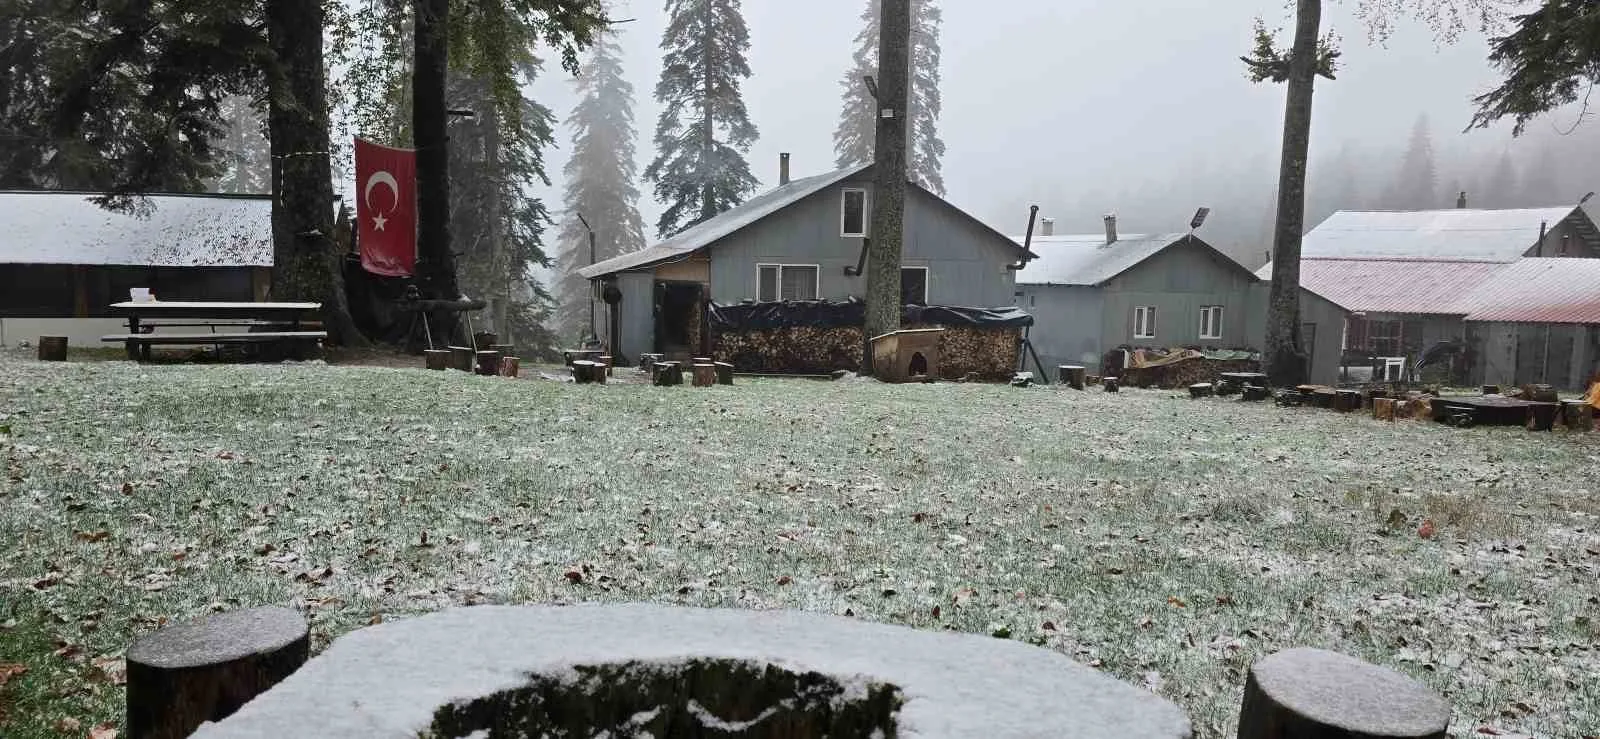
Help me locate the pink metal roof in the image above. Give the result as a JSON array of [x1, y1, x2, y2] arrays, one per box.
[[1462, 258, 1600, 324], [1259, 258, 1507, 315]]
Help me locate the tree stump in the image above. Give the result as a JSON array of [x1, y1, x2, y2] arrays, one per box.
[[692, 356, 711, 365], [1522, 384, 1559, 403], [1373, 397, 1396, 421], [1334, 390, 1362, 412], [1561, 400, 1593, 431], [127, 606, 309, 739], [449, 346, 475, 372], [1526, 403, 1559, 432], [1481, 385, 1500, 396], [638, 353, 665, 372], [1189, 383, 1213, 398], [692, 363, 716, 387], [1241, 385, 1271, 402], [599, 355, 614, 377], [652, 361, 683, 387], [1237, 647, 1449, 739], [1059, 365, 1086, 390], [498, 356, 520, 378], [490, 343, 514, 358], [473, 332, 498, 349], [1102, 377, 1120, 393], [475, 350, 501, 376], [37, 335, 67, 361], [714, 361, 734, 385], [424, 349, 450, 371], [573, 360, 607, 384]]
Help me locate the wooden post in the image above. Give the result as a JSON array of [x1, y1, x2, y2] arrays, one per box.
[[126, 606, 309, 739], [599, 355, 614, 377], [449, 345, 475, 372], [652, 361, 682, 387], [692, 363, 716, 387], [475, 350, 501, 376], [714, 361, 735, 385], [498, 356, 519, 378], [1059, 365, 1086, 390], [37, 335, 67, 361], [1238, 648, 1449, 739], [424, 349, 450, 370]]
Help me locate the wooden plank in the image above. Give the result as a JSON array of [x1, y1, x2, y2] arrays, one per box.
[[100, 332, 327, 344], [110, 301, 320, 310]]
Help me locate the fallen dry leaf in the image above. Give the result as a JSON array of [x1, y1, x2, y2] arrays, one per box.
[[775, 575, 792, 585], [0, 662, 27, 687], [563, 569, 584, 583], [73, 530, 110, 543], [91, 656, 126, 685], [54, 717, 81, 733], [1168, 596, 1188, 608], [1418, 519, 1437, 539], [90, 722, 118, 739]]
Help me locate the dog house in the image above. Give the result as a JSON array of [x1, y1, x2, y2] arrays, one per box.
[[870, 328, 945, 383]]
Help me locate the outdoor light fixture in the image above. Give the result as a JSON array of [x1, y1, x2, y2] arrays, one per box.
[[1581, 191, 1594, 206], [1190, 207, 1211, 231]]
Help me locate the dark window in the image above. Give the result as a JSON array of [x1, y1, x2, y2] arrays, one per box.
[[841, 189, 867, 237], [901, 267, 928, 305], [1370, 320, 1403, 356], [757, 265, 818, 302]]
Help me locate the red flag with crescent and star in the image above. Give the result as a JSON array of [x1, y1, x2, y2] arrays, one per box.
[[354, 137, 417, 277]]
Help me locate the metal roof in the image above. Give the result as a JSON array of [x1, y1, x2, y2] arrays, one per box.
[[1254, 258, 1505, 315], [1462, 258, 1600, 324], [0, 191, 273, 267], [1299, 207, 1583, 262], [579, 166, 870, 279], [1012, 232, 1244, 286]]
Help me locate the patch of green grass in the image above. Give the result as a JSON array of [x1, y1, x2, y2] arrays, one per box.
[[1, 357, 1597, 738]]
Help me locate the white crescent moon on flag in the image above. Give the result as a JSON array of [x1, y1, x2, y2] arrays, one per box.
[[364, 171, 400, 212]]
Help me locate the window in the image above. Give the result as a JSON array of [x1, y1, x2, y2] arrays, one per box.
[[900, 267, 928, 305], [756, 264, 819, 302], [1133, 305, 1157, 339], [841, 188, 868, 237], [1199, 306, 1223, 340], [1370, 320, 1402, 356]]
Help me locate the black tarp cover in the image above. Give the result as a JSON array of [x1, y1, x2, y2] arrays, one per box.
[[709, 300, 1033, 331]]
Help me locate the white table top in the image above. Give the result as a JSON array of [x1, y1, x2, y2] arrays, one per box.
[[110, 301, 321, 310]]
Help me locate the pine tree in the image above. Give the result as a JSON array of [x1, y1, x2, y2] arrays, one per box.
[[555, 33, 646, 343], [1386, 114, 1438, 209], [1484, 150, 1519, 207], [834, 0, 944, 194], [210, 95, 272, 194], [644, 0, 759, 238]]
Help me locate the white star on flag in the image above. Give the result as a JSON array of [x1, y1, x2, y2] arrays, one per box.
[[373, 212, 388, 231]]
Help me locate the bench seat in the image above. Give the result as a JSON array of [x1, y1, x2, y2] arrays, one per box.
[[101, 331, 328, 345]]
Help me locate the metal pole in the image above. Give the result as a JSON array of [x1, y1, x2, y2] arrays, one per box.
[[576, 213, 598, 348]]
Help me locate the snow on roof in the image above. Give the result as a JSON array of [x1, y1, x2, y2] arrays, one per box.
[[1012, 232, 1209, 286], [0, 191, 273, 267], [579, 166, 870, 279], [1462, 258, 1600, 324], [1300, 207, 1582, 262], [1254, 258, 1506, 315]]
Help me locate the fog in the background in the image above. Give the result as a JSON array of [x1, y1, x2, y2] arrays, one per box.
[[527, 0, 1600, 277]]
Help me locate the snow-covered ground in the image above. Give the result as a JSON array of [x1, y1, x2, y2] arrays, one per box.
[[1, 353, 1596, 737]]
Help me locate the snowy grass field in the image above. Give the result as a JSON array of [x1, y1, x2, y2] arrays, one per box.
[[1, 353, 1598, 737]]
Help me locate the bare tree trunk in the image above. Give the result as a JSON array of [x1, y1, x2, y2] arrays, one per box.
[[414, 0, 459, 339], [1263, 0, 1321, 387], [862, 0, 910, 374], [265, 0, 365, 346], [699, 1, 716, 224], [482, 102, 510, 346]]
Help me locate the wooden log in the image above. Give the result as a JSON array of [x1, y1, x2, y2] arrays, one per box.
[[1526, 403, 1559, 432], [1481, 385, 1500, 396], [563, 349, 602, 366], [1335, 390, 1362, 412], [1522, 384, 1559, 403], [1237, 647, 1449, 739], [473, 331, 498, 349], [475, 350, 501, 376], [1102, 377, 1120, 393], [37, 335, 67, 361], [714, 361, 735, 385], [572, 360, 607, 384], [692, 363, 717, 387], [498, 356, 520, 378], [424, 349, 450, 371], [1010, 371, 1035, 387], [1241, 385, 1271, 402], [638, 353, 665, 372], [652, 361, 683, 387], [1058, 364, 1087, 390], [1189, 382, 1213, 399], [599, 355, 614, 377], [1562, 400, 1593, 431], [691, 356, 712, 366], [126, 606, 309, 739], [449, 345, 475, 372], [1373, 397, 1396, 421]]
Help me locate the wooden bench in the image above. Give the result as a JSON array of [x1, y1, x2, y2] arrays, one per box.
[[102, 332, 328, 361]]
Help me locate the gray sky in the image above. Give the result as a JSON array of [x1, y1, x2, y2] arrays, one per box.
[[527, 1, 1535, 260]]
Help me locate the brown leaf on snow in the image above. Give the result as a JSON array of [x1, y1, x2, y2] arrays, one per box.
[[0, 662, 27, 687], [74, 530, 110, 543], [931, 605, 941, 619], [563, 569, 584, 583], [90, 723, 118, 739], [775, 575, 792, 585], [120, 482, 134, 495], [1167, 596, 1188, 608], [911, 512, 928, 523], [368, 613, 384, 625], [952, 587, 977, 605], [54, 717, 81, 734], [90, 656, 126, 686]]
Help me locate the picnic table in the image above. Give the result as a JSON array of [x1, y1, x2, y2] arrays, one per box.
[[103, 301, 326, 361]]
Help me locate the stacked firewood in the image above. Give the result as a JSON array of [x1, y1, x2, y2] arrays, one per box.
[[1124, 359, 1260, 389], [921, 325, 1019, 381], [709, 324, 1019, 380]]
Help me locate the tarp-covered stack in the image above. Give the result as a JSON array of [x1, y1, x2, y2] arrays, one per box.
[[710, 300, 1031, 380], [1112, 347, 1262, 389]]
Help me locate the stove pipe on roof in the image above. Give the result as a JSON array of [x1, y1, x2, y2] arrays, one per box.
[[1040, 217, 1054, 237], [779, 153, 791, 186], [1457, 191, 1467, 208], [1103, 214, 1117, 245]]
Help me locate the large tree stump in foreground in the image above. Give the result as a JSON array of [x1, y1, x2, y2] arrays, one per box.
[[692, 363, 716, 387], [1238, 648, 1448, 739], [38, 336, 68, 361], [572, 360, 607, 384], [127, 606, 308, 739], [1060, 364, 1086, 389], [652, 361, 682, 386], [192, 604, 1191, 739]]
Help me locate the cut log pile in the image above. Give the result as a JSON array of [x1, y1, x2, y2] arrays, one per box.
[[1123, 358, 1260, 390], [710, 324, 1019, 381]]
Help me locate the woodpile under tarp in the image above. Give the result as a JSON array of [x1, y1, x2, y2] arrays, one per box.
[[708, 301, 1030, 381], [1110, 347, 1262, 389]]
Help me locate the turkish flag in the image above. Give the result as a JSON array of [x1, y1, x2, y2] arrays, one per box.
[[354, 137, 417, 277]]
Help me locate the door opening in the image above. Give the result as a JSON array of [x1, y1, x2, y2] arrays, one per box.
[[654, 281, 705, 359]]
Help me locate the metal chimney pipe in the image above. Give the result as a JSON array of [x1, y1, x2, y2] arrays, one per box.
[[779, 153, 791, 186], [1040, 217, 1054, 237], [1457, 191, 1467, 208], [1103, 214, 1118, 245]]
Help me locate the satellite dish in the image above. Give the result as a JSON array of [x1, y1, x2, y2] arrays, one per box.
[[1190, 207, 1211, 231]]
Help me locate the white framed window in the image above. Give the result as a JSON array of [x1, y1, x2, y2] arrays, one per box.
[[1133, 305, 1157, 339], [757, 264, 820, 302], [1199, 305, 1223, 340], [900, 266, 929, 305], [841, 188, 868, 237]]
